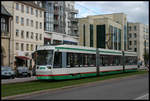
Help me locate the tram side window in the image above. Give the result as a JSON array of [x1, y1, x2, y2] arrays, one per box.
[[53, 52, 62, 68], [125, 56, 137, 65]]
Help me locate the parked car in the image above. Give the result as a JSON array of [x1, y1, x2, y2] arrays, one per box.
[[1, 66, 15, 79], [16, 66, 31, 77]]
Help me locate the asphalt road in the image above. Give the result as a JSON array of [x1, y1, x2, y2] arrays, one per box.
[[11, 73, 149, 100]]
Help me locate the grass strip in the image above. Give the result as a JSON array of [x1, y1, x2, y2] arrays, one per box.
[[1, 70, 148, 97]]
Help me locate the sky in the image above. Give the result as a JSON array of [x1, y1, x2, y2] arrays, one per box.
[[75, 1, 149, 25]]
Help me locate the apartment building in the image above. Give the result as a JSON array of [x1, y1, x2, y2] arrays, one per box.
[[2, 1, 45, 69], [79, 13, 128, 51], [127, 22, 149, 62], [1, 4, 13, 67], [42, 1, 79, 45]]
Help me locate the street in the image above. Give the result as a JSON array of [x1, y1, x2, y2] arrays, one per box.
[[8, 73, 149, 100]]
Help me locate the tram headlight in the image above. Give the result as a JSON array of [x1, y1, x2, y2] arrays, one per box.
[[47, 66, 51, 69], [37, 66, 39, 69]]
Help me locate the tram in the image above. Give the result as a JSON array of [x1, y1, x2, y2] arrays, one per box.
[[33, 45, 137, 80]]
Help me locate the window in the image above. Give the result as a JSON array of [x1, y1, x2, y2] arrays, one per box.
[[1, 18, 7, 32], [40, 34, 42, 40], [21, 17, 24, 25], [26, 31, 29, 38], [36, 21, 38, 29], [36, 33, 38, 40], [31, 20, 33, 27], [40, 22, 42, 29], [31, 7, 33, 15], [16, 16, 19, 24], [128, 26, 131, 31], [134, 26, 136, 31], [129, 41, 132, 45], [26, 19, 29, 26], [21, 43, 24, 51], [26, 6, 29, 13], [35, 9, 38, 17], [54, 52, 62, 68], [134, 33, 136, 38], [134, 48, 137, 52], [31, 44, 33, 51], [134, 40, 136, 45], [16, 29, 19, 37], [31, 32, 34, 39], [21, 4, 24, 13], [129, 33, 132, 38], [16, 3, 19, 10], [40, 10, 42, 17], [16, 43, 19, 50], [21, 30, 24, 38], [26, 44, 29, 51]]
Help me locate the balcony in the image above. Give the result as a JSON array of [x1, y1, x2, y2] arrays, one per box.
[[54, 10, 59, 15], [70, 9, 78, 14]]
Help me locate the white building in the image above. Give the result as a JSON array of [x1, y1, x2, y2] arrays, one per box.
[[127, 22, 149, 62], [43, 1, 79, 45], [2, 1, 45, 69]]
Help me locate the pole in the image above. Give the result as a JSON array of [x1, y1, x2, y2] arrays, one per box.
[[122, 51, 125, 73], [144, 40, 146, 66], [96, 48, 100, 76]]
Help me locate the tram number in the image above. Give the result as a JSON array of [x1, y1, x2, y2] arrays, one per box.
[[40, 67, 45, 69]]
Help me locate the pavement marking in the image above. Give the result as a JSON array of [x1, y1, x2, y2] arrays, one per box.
[[134, 93, 149, 100]]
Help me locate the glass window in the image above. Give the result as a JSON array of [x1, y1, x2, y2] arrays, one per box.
[[26, 6, 29, 13], [54, 52, 62, 68], [125, 56, 137, 65], [40, 34, 42, 40], [16, 43, 19, 50], [21, 4, 24, 12], [36, 50, 54, 65], [26, 31, 29, 38], [21, 17, 24, 25], [31, 20, 33, 27], [129, 41, 132, 45], [26, 19, 29, 26], [134, 40, 136, 45], [16, 3, 19, 10], [16, 29, 19, 37], [134, 33, 136, 38], [31, 7, 33, 15], [134, 48, 137, 52], [16, 16, 19, 24], [36, 33, 38, 40], [21, 30, 24, 38], [134, 26, 136, 31], [40, 22, 42, 29], [21, 43, 24, 51], [26, 44, 29, 51], [40, 10, 42, 17], [31, 32, 34, 39], [35, 9, 38, 17], [31, 44, 33, 51], [36, 21, 38, 29], [1, 18, 7, 32]]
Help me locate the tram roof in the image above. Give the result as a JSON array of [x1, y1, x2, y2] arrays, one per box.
[[36, 45, 137, 56]]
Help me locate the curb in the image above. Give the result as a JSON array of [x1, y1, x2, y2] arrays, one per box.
[[2, 73, 148, 100]]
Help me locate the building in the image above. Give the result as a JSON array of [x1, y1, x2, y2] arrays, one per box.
[[127, 22, 149, 62], [42, 1, 79, 45], [2, 1, 45, 69], [1, 4, 13, 67], [79, 13, 128, 51]]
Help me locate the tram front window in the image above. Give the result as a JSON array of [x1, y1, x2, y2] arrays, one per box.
[[36, 50, 53, 65]]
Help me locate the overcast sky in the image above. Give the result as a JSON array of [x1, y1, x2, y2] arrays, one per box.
[[75, 1, 149, 25]]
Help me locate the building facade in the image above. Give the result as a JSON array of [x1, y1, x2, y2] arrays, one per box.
[[42, 1, 79, 45], [1, 4, 13, 67], [127, 22, 149, 62], [2, 1, 45, 69], [79, 13, 128, 51]]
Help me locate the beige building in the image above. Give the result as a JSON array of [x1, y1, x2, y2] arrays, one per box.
[[2, 1, 45, 69], [127, 22, 149, 62], [78, 13, 128, 51], [1, 4, 13, 67]]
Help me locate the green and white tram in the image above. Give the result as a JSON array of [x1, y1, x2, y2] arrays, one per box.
[[34, 45, 137, 80]]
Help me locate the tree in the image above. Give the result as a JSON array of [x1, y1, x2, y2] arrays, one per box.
[[143, 52, 149, 66]]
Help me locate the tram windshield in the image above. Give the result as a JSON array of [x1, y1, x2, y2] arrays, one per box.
[[36, 50, 53, 65]]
